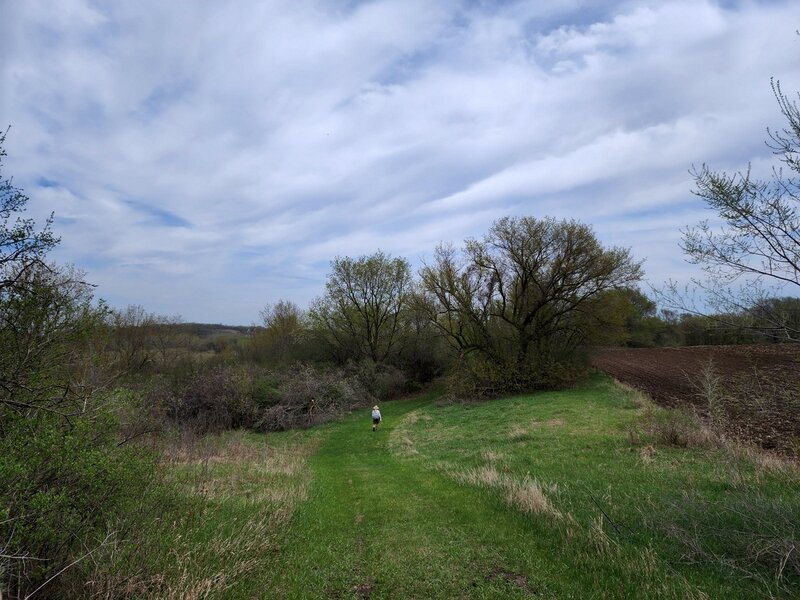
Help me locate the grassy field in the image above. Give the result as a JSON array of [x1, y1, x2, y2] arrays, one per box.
[[137, 375, 798, 599]]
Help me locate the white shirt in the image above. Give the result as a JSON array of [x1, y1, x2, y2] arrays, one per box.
[[372, 409, 381, 420]]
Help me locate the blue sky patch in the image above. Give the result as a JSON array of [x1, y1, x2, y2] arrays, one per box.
[[124, 199, 191, 228]]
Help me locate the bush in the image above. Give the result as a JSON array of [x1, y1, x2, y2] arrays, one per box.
[[118, 360, 377, 437], [173, 364, 256, 434], [348, 359, 409, 400], [256, 364, 369, 431], [639, 406, 716, 449], [250, 373, 282, 408], [445, 353, 589, 401], [0, 411, 155, 599]]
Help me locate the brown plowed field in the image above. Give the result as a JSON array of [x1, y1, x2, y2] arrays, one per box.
[[592, 345, 800, 454]]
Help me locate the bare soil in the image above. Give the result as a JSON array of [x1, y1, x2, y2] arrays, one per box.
[[592, 345, 800, 455]]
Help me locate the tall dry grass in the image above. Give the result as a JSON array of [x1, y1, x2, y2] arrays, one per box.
[[454, 464, 562, 520], [77, 429, 321, 599]]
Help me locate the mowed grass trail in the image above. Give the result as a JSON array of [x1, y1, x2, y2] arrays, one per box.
[[180, 377, 799, 599], [262, 391, 554, 599]]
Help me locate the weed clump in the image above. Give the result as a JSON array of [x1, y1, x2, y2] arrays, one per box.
[[654, 490, 800, 595], [455, 465, 562, 520], [639, 405, 717, 449]]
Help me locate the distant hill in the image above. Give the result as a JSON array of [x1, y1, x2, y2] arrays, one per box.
[[172, 323, 257, 339]]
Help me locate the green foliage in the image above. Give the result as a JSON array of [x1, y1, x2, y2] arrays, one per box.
[[244, 299, 315, 365], [0, 264, 107, 421], [446, 350, 589, 400], [748, 296, 800, 342], [249, 373, 282, 407], [589, 287, 667, 347], [0, 130, 158, 599], [418, 216, 642, 396], [0, 411, 154, 598], [310, 251, 412, 364]]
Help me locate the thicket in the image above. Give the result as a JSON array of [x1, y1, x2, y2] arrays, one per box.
[[0, 129, 159, 598]]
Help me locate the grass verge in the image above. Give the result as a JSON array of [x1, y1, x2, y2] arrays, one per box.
[[384, 375, 799, 599], [81, 428, 322, 599]]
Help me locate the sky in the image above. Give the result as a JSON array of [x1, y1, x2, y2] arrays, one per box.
[[1, 0, 799, 325]]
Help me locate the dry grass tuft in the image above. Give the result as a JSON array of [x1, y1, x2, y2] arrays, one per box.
[[170, 432, 321, 504], [398, 435, 418, 455], [389, 411, 423, 457], [724, 442, 800, 481], [640, 405, 720, 450], [639, 445, 656, 463], [504, 477, 562, 519], [460, 465, 502, 487], [86, 505, 287, 600], [453, 462, 561, 520], [589, 515, 615, 556], [83, 430, 320, 599], [481, 449, 505, 463], [508, 424, 529, 439]]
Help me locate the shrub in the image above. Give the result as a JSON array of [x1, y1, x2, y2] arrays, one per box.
[[348, 359, 409, 400], [173, 365, 256, 434], [250, 373, 282, 408], [445, 353, 589, 401], [639, 406, 716, 449], [256, 364, 369, 431], [0, 411, 155, 599]]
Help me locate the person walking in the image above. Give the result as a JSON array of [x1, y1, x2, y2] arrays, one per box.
[[371, 405, 382, 432]]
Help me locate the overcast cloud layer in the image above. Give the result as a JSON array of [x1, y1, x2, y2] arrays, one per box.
[[2, 0, 799, 324]]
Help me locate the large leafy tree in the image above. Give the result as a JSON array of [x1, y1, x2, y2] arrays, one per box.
[[252, 299, 307, 364], [418, 216, 642, 391], [310, 251, 411, 364]]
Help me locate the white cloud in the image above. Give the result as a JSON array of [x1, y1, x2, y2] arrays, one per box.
[[2, 0, 799, 322]]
